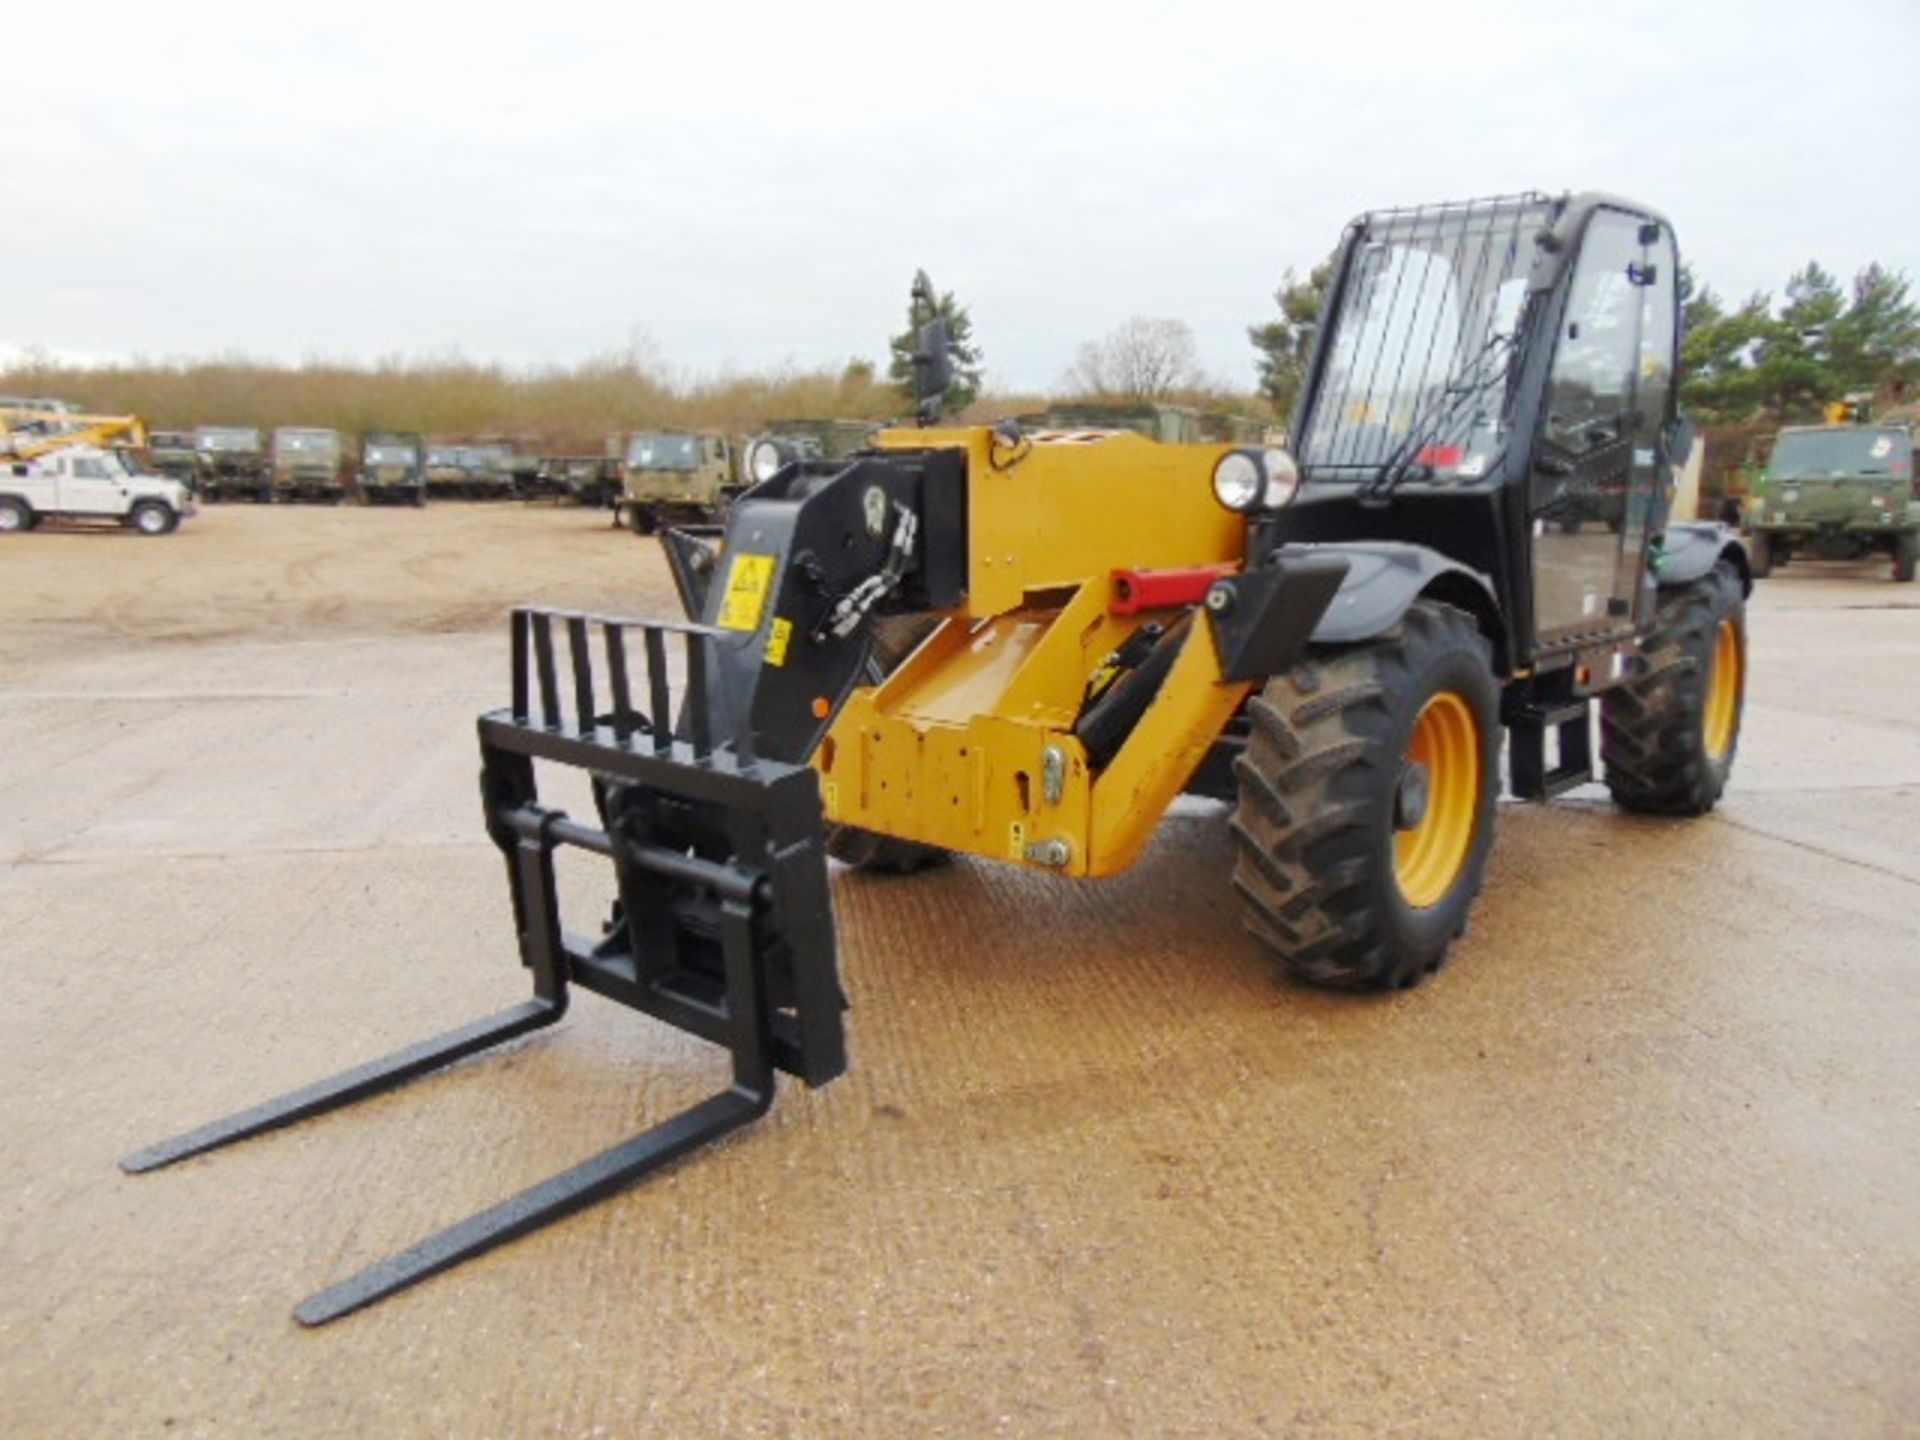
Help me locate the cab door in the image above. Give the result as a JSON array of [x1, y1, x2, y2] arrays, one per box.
[[1528, 208, 1678, 646], [58, 454, 129, 515]]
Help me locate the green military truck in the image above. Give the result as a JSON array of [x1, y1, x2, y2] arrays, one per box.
[[193, 427, 270, 503], [424, 441, 517, 500], [270, 427, 348, 503], [614, 421, 879, 534], [494, 447, 548, 499], [354, 432, 426, 506], [147, 431, 200, 491], [542, 453, 621, 509], [613, 430, 734, 533], [1747, 422, 1918, 580]]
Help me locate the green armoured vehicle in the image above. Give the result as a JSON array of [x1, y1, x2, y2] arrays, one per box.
[[148, 431, 200, 491], [193, 427, 270, 502], [1747, 423, 1918, 581], [270, 427, 347, 503], [613, 430, 735, 533], [354, 432, 426, 506]]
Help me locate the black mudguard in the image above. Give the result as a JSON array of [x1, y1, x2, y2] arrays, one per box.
[[1654, 522, 1751, 594], [1298, 542, 1498, 646]]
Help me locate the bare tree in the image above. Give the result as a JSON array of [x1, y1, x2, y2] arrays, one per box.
[[1065, 317, 1203, 400]]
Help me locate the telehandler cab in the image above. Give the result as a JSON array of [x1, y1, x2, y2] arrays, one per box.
[[126, 193, 1750, 1323]]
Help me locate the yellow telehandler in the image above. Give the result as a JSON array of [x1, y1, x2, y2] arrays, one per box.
[[126, 193, 1751, 1323]]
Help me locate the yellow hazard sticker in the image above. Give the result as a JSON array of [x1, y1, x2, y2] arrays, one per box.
[[717, 553, 776, 632], [765, 616, 792, 667], [821, 780, 839, 819], [1007, 820, 1027, 860]]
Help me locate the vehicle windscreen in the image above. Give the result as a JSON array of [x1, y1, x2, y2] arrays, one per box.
[[1766, 428, 1912, 480], [196, 428, 261, 452], [626, 433, 700, 470], [276, 432, 338, 460], [365, 444, 416, 465], [1296, 194, 1550, 481]]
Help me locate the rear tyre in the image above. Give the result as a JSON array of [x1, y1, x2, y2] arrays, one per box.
[[1747, 530, 1772, 579], [629, 507, 657, 536], [129, 502, 177, 536], [1602, 561, 1745, 816], [1894, 533, 1917, 583], [0, 498, 30, 534], [1230, 601, 1499, 991]]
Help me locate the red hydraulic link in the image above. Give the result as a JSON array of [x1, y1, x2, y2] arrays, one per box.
[[1109, 563, 1238, 615]]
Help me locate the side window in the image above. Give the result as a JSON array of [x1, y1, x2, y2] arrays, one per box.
[[73, 457, 108, 480], [1541, 211, 1645, 457]]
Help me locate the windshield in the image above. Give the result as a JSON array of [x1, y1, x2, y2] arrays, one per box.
[[196, 428, 260, 452], [275, 431, 338, 459], [365, 444, 416, 465], [1767, 428, 1912, 480], [1297, 194, 1550, 480], [626, 433, 700, 470]]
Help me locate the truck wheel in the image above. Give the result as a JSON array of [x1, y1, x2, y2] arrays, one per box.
[[0, 498, 30, 533], [1747, 530, 1772, 579], [825, 827, 951, 874], [1602, 562, 1744, 816], [629, 508, 657, 536], [1894, 533, 1917, 583], [130, 502, 177, 536], [1230, 601, 1499, 990]]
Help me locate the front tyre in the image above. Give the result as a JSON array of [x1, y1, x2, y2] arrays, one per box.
[[1747, 530, 1773, 579], [1230, 601, 1499, 991], [1602, 561, 1745, 816], [1894, 532, 1916, 583], [129, 501, 177, 536]]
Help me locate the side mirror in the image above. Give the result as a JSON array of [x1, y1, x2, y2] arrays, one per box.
[[908, 269, 953, 425], [912, 318, 953, 425]]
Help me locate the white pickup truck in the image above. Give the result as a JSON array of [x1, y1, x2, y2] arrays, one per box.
[[0, 445, 196, 536]]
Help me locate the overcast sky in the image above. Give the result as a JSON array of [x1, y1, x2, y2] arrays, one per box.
[[6, 1, 1914, 391]]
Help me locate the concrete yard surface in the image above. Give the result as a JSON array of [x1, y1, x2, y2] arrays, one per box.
[[2, 506, 1917, 1437]]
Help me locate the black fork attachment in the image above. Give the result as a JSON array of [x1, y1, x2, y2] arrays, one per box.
[[121, 607, 845, 1325]]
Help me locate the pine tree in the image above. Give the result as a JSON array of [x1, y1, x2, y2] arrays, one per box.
[[1248, 262, 1332, 422]]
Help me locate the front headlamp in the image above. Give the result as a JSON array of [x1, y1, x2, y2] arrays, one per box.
[[1212, 447, 1300, 512], [747, 438, 789, 484]]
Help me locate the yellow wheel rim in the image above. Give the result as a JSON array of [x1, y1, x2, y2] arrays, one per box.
[[1393, 692, 1482, 909], [1703, 617, 1740, 761]]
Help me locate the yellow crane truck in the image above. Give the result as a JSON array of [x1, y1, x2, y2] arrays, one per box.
[[126, 192, 1751, 1324]]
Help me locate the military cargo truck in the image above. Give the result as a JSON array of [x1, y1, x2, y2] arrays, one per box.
[[147, 431, 200, 491], [494, 447, 548, 499], [270, 427, 347, 503], [543, 453, 621, 509], [1747, 423, 1918, 580], [425, 441, 516, 500], [612, 430, 734, 533], [354, 432, 426, 506], [194, 427, 270, 502]]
